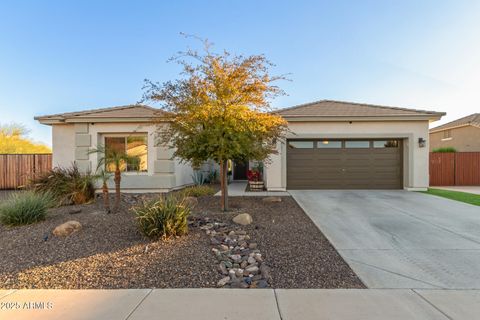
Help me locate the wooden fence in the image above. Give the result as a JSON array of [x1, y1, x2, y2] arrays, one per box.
[[0, 154, 52, 190], [430, 152, 480, 186]]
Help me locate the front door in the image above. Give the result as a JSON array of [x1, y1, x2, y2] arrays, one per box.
[[233, 161, 249, 180]]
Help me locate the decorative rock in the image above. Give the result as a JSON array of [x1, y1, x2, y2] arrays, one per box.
[[232, 213, 253, 226], [247, 256, 256, 265], [230, 254, 242, 263], [256, 280, 269, 288], [210, 237, 221, 245], [52, 221, 82, 237], [217, 276, 230, 287], [235, 269, 244, 277], [219, 244, 229, 252], [254, 253, 263, 262], [240, 260, 248, 269], [245, 265, 259, 275], [67, 208, 82, 214], [218, 263, 228, 275], [249, 243, 258, 250], [262, 196, 282, 203], [183, 196, 198, 208], [236, 230, 247, 235]]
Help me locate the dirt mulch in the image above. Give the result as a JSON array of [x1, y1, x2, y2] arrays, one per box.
[[0, 194, 364, 289]]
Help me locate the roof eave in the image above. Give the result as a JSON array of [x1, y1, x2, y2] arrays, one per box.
[[430, 123, 480, 133]]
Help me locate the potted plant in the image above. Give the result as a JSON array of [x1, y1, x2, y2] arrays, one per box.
[[247, 164, 264, 191]]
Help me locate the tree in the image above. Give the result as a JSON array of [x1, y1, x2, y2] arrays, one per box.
[[0, 123, 51, 154], [143, 38, 288, 211], [89, 145, 137, 213]]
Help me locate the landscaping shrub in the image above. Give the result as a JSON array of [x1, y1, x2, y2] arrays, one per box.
[[432, 147, 457, 153], [0, 191, 53, 226], [181, 185, 216, 197], [30, 165, 95, 206], [132, 196, 190, 239]]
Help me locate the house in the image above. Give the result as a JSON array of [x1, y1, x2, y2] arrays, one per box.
[[35, 100, 445, 192], [429, 113, 480, 152]]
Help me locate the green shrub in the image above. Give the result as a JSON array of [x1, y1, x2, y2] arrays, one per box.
[[181, 185, 216, 197], [132, 195, 190, 240], [30, 165, 95, 206], [0, 191, 53, 226], [432, 147, 457, 153]]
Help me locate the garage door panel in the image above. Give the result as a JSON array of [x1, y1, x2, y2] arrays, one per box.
[[287, 139, 402, 189]]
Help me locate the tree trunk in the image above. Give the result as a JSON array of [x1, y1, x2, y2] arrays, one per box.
[[220, 160, 229, 212], [114, 169, 121, 213], [102, 182, 110, 214]]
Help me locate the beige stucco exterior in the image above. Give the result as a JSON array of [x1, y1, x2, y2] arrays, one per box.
[[50, 122, 193, 192], [429, 125, 480, 152], [265, 120, 431, 191]]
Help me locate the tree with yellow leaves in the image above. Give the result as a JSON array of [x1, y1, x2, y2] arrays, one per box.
[[143, 38, 288, 211], [0, 123, 51, 154]]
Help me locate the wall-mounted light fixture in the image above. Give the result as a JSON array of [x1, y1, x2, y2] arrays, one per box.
[[418, 137, 426, 148]]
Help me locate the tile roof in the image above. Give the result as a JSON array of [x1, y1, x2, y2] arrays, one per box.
[[35, 105, 165, 122], [430, 113, 480, 132], [275, 100, 444, 118]]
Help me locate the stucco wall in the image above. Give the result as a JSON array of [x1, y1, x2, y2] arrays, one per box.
[[430, 126, 480, 152], [265, 120, 431, 191], [51, 122, 193, 191], [52, 124, 76, 168]]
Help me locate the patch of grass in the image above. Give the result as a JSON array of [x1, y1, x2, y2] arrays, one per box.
[[421, 188, 480, 206], [132, 195, 190, 240], [0, 191, 54, 226], [181, 185, 216, 197], [29, 165, 95, 206], [432, 147, 456, 153]]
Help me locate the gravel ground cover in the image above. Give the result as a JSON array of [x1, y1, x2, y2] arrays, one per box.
[[0, 193, 364, 289]]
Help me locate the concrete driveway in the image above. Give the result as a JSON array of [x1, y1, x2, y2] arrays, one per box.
[[289, 190, 480, 289]]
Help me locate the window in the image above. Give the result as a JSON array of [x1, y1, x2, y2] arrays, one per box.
[[443, 130, 452, 139], [104, 135, 148, 172], [288, 141, 314, 149], [345, 140, 370, 148], [317, 140, 342, 148], [373, 140, 399, 148]]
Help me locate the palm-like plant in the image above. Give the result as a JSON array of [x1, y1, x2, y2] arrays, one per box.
[[95, 168, 112, 213], [89, 145, 137, 213]]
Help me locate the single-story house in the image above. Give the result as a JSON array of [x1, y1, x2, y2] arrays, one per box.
[[35, 100, 444, 192], [429, 113, 480, 152]]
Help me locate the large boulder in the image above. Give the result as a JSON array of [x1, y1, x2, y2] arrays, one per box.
[[52, 221, 82, 237], [232, 213, 253, 226]]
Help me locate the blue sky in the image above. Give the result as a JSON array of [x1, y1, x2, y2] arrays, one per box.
[[1, 0, 479, 146]]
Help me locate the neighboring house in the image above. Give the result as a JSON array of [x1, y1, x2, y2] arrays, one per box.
[[35, 100, 444, 192], [429, 113, 480, 152]]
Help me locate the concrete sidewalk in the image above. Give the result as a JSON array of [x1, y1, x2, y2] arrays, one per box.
[[1, 289, 479, 320]]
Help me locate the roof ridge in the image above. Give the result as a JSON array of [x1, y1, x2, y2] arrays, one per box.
[[276, 99, 443, 116]]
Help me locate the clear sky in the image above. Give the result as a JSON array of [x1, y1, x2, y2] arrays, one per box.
[[1, 0, 479, 146]]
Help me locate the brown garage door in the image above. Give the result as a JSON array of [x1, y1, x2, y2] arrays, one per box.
[[287, 139, 403, 189]]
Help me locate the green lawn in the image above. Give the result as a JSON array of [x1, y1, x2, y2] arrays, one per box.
[[421, 188, 480, 206]]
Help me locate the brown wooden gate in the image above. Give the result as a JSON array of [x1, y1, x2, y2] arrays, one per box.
[[429, 152, 480, 186], [0, 154, 52, 189]]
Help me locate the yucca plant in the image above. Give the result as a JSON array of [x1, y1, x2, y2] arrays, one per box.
[[29, 165, 95, 206], [132, 195, 190, 240], [0, 191, 54, 226]]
